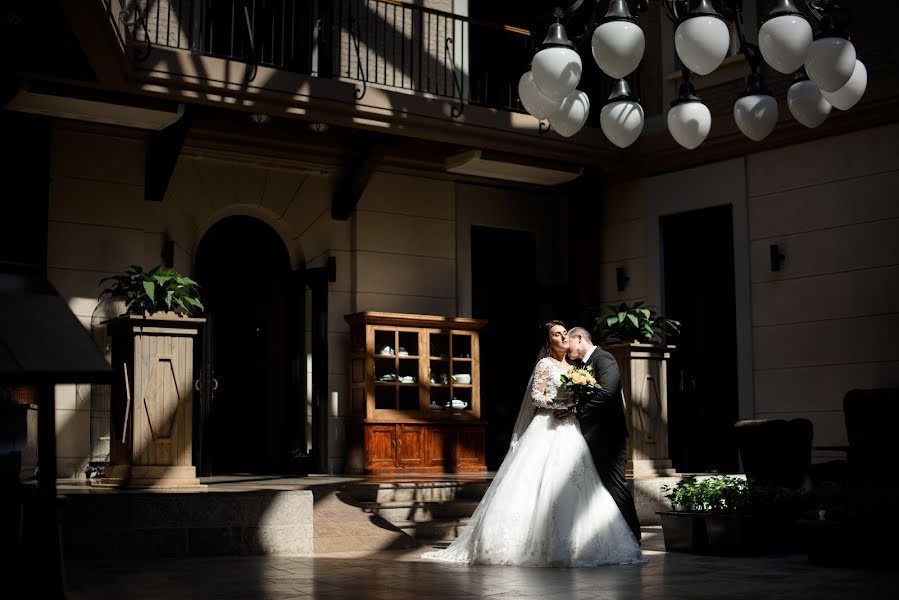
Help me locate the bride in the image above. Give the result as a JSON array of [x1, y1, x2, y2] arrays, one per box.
[[422, 321, 644, 567]]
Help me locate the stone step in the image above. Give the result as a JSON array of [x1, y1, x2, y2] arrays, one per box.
[[359, 499, 481, 523], [346, 480, 491, 504], [395, 517, 471, 542]]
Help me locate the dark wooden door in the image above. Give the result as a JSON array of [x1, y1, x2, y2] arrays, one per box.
[[662, 205, 739, 473]]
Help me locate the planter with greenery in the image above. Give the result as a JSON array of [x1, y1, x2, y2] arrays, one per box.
[[593, 302, 680, 476], [97, 264, 206, 489], [701, 475, 756, 555], [594, 301, 681, 345], [658, 475, 708, 553], [99, 264, 204, 317]]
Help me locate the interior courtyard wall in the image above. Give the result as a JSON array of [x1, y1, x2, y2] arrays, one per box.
[[599, 123, 899, 461], [746, 123, 899, 455], [47, 123, 148, 478], [454, 181, 569, 320]]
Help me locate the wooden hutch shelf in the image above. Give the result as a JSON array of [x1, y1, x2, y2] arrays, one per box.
[[345, 312, 487, 473]]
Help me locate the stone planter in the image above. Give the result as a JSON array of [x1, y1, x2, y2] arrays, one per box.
[[659, 511, 707, 553], [99, 313, 205, 489], [605, 342, 675, 477]]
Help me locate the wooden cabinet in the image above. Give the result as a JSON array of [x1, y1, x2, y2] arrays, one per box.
[[346, 312, 487, 473]]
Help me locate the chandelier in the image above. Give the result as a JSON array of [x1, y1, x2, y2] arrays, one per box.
[[518, 1, 867, 149]]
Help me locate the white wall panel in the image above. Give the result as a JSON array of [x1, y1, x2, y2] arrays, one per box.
[[356, 211, 454, 258], [355, 251, 454, 298], [359, 172, 454, 219], [753, 265, 899, 326], [747, 123, 899, 197], [49, 177, 143, 228], [354, 292, 456, 317], [754, 361, 899, 414], [749, 169, 899, 240], [754, 314, 899, 371], [51, 128, 144, 186], [47, 222, 144, 273], [600, 219, 648, 263], [750, 218, 899, 283]]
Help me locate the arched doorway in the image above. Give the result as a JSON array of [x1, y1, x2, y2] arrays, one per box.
[[195, 216, 294, 474]]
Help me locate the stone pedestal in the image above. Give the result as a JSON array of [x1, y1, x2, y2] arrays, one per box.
[[606, 342, 676, 478], [99, 313, 206, 490]]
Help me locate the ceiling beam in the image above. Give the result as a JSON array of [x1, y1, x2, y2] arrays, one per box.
[[332, 136, 390, 221], [146, 106, 191, 202]]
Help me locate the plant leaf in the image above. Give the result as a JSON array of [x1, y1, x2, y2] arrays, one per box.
[[142, 280, 156, 303]]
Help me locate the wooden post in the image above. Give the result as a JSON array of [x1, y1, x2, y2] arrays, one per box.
[[606, 342, 676, 477], [100, 313, 206, 489]]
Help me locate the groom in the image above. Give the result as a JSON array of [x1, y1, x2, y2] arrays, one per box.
[[559, 327, 641, 543]]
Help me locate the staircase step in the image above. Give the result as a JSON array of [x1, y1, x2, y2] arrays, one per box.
[[395, 517, 471, 542], [346, 480, 491, 504], [359, 499, 480, 523]]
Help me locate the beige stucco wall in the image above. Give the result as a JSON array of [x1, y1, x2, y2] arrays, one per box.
[[599, 122, 899, 459], [45, 120, 565, 477]]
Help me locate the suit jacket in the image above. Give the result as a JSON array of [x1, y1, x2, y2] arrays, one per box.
[[576, 346, 629, 454]]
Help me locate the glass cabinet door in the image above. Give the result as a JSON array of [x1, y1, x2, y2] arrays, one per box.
[[372, 327, 422, 414], [426, 331, 474, 414]]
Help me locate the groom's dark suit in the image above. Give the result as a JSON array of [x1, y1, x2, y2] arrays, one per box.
[[576, 347, 641, 542]]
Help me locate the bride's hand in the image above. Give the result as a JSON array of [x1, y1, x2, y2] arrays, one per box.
[[553, 408, 576, 420]]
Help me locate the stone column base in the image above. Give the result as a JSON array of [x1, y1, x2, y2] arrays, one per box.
[[96, 465, 207, 491]]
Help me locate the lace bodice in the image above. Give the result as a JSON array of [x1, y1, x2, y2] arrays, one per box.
[[530, 357, 572, 409]]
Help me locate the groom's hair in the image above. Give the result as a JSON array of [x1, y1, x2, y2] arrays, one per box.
[[568, 326, 592, 344]]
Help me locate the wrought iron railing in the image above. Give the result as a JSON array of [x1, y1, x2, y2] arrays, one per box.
[[113, 0, 635, 118]]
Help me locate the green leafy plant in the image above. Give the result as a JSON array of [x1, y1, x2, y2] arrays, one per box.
[[703, 475, 749, 512], [662, 474, 750, 512], [594, 301, 681, 344], [662, 475, 704, 512], [99, 264, 204, 317]]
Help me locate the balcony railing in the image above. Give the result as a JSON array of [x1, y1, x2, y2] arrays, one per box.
[[113, 0, 632, 118]]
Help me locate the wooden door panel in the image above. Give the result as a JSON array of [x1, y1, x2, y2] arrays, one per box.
[[456, 427, 485, 465], [397, 425, 424, 467], [366, 426, 396, 469], [426, 427, 452, 467]]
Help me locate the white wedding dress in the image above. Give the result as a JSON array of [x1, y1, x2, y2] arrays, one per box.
[[422, 357, 645, 567]]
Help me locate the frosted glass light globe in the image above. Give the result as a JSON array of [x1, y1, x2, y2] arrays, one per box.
[[532, 46, 583, 102], [805, 36, 856, 92], [548, 90, 590, 138], [668, 101, 711, 149], [733, 94, 778, 142], [518, 71, 560, 120], [592, 21, 645, 79], [675, 16, 730, 76], [788, 79, 832, 128], [821, 60, 867, 110], [600, 99, 644, 148], [759, 13, 813, 74]]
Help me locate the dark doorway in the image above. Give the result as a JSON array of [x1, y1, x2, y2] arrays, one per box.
[[662, 205, 739, 473], [471, 226, 538, 469], [195, 216, 292, 474]]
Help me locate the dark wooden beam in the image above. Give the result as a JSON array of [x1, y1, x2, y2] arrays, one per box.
[[332, 136, 390, 221], [59, 0, 129, 86], [146, 106, 191, 202]]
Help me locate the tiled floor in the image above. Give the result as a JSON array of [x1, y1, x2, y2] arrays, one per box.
[[66, 526, 896, 599]]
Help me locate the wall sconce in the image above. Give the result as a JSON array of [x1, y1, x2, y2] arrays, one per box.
[[616, 266, 630, 291], [769, 244, 785, 272]]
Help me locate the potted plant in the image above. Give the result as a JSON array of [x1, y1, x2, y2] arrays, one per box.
[[701, 474, 754, 555], [99, 264, 204, 316], [594, 301, 681, 345], [659, 475, 708, 553], [97, 264, 206, 489], [593, 302, 681, 477]]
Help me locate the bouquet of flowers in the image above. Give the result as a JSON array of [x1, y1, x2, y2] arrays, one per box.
[[559, 365, 603, 414]]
